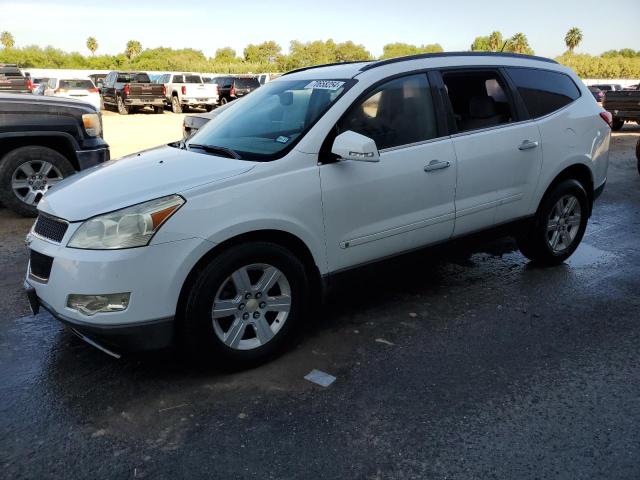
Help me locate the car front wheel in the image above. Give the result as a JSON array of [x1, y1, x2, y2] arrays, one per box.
[[516, 179, 589, 266], [0, 146, 74, 217], [180, 242, 309, 367]]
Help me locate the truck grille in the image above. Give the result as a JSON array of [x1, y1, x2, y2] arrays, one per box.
[[33, 214, 68, 243], [29, 250, 54, 282]]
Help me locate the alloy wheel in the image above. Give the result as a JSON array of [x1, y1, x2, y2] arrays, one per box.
[[211, 263, 291, 350], [546, 194, 582, 253], [11, 160, 64, 206]]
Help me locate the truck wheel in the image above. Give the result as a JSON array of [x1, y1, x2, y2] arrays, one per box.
[[205, 105, 214, 112], [116, 96, 129, 115], [179, 242, 309, 368], [0, 146, 75, 217], [516, 179, 589, 266], [171, 95, 182, 114], [154, 106, 164, 114], [220, 97, 228, 105], [611, 118, 624, 131]]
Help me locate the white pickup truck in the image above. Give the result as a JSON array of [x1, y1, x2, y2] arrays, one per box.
[[157, 73, 218, 113]]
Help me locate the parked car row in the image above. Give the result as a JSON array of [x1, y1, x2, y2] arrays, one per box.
[[602, 83, 640, 130]]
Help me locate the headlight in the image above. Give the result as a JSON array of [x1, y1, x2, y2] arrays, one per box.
[[68, 195, 185, 249], [82, 113, 102, 137]]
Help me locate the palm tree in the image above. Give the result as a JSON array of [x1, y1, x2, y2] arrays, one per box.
[[488, 31, 503, 52], [565, 27, 583, 53], [86, 37, 98, 56], [1, 31, 15, 49], [509, 33, 530, 54], [125, 40, 142, 60]]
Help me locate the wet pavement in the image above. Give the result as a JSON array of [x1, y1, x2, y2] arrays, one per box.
[[1, 126, 639, 479]]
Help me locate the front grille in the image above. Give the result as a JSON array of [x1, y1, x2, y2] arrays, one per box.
[[33, 214, 68, 243], [29, 250, 54, 281]]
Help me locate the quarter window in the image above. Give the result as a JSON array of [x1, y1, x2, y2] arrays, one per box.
[[506, 68, 580, 118], [338, 74, 437, 150]]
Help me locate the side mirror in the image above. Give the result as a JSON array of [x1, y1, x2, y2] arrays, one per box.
[[331, 131, 380, 162]]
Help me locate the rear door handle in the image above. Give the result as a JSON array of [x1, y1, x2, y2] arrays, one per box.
[[518, 140, 539, 151], [424, 160, 451, 172]]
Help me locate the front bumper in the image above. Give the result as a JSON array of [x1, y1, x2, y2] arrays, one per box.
[[25, 283, 174, 353], [76, 146, 110, 170], [25, 231, 214, 352]]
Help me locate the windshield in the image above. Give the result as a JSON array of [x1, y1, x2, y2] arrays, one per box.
[[188, 79, 353, 161], [60, 79, 94, 89]]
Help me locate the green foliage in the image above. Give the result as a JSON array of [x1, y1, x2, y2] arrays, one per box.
[[244, 41, 281, 64], [601, 49, 640, 58], [1, 31, 15, 49], [125, 40, 142, 60], [86, 37, 98, 55], [380, 42, 443, 59], [1, 37, 639, 79], [471, 31, 504, 52], [556, 53, 640, 78], [564, 27, 583, 53], [214, 47, 239, 63]]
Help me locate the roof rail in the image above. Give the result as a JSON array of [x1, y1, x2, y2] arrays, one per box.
[[281, 60, 371, 77], [359, 52, 558, 72]]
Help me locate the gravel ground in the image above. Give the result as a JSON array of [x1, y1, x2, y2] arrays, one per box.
[[0, 122, 639, 479]]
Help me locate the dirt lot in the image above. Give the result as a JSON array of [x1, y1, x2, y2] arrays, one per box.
[[102, 109, 188, 159], [1, 123, 640, 479]]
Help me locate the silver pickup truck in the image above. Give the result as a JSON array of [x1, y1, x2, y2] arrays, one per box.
[[157, 73, 219, 113]]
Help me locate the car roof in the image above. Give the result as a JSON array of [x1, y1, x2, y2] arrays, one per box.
[[278, 52, 564, 81]]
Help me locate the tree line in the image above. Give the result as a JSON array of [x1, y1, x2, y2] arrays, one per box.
[[1, 29, 639, 78]]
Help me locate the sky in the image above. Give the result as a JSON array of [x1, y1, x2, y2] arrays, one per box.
[[1, 0, 639, 59]]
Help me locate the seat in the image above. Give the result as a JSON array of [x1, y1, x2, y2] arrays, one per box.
[[459, 96, 505, 131]]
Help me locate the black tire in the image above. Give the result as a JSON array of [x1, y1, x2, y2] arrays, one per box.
[[516, 179, 589, 266], [116, 96, 129, 115], [611, 118, 624, 131], [179, 242, 310, 368], [0, 146, 75, 217], [205, 105, 214, 112], [220, 97, 228, 105], [154, 106, 164, 114], [636, 138, 640, 175], [182, 105, 190, 113], [171, 95, 182, 113]]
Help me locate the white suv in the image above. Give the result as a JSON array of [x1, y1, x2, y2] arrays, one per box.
[[25, 53, 611, 364]]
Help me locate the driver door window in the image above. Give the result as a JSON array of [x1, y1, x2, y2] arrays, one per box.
[[338, 74, 438, 150]]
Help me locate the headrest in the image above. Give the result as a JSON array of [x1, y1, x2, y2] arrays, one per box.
[[469, 96, 497, 119]]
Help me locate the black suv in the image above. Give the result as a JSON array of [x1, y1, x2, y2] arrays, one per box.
[[210, 76, 260, 104], [0, 93, 109, 216]]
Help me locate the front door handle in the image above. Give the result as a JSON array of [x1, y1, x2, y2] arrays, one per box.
[[518, 140, 539, 151], [424, 160, 451, 172]]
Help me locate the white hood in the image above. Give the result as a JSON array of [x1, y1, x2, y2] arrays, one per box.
[[38, 146, 256, 221]]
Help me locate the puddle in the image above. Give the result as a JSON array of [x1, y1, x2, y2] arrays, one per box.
[[565, 243, 615, 268]]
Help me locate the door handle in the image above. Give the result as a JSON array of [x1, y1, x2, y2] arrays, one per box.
[[424, 160, 451, 172], [518, 140, 539, 151]]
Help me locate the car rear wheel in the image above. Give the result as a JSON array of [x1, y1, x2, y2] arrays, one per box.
[[116, 96, 129, 115], [0, 146, 74, 217], [171, 95, 182, 113], [180, 242, 309, 368], [516, 179, 589, 266], [611, 118, 624, 131]]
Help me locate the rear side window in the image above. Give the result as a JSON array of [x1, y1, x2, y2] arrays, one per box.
[[506, 68, 580, 118], [235, 77, 260, 89], [184, 75, 201, 83]]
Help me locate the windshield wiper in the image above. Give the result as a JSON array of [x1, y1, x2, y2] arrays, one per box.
[[187, 143, 242, 159]]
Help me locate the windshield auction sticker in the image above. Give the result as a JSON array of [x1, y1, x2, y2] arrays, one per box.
[[304, 80, 345, 90]]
